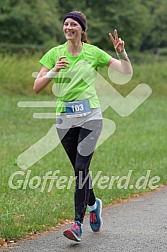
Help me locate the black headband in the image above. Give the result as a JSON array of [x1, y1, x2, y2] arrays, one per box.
[[63, 12, 86, 31]]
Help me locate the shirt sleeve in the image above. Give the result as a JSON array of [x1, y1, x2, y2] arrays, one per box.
[[93, 46, 111, 68], [39, 48, 57, 70]]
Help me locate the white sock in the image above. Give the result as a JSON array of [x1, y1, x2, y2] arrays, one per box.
[[88, 201, 97, 212]]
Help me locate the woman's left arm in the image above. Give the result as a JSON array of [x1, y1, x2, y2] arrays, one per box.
[[107, 29, 133, 74]]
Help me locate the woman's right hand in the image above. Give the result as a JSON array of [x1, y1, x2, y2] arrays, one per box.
[[53, 56, 69, 72], [33, 56, 69, 94]]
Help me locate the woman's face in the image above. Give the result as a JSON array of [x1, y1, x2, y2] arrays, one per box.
[[63, 18, 82, 41]]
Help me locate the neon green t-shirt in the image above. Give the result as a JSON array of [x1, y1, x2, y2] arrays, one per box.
[[39, 42, 111, 114]]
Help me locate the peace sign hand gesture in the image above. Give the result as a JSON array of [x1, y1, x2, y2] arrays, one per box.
[[109, 29, 125, 54]]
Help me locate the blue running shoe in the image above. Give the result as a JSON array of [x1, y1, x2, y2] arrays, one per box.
[[63, 221, 82, 242], [89, 198, 102, 232]]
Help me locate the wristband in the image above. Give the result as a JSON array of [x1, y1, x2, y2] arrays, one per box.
[[116, 49, 128, 60], [46, 70, 58, 79]]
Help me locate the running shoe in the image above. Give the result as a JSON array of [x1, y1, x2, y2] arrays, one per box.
[[89, 198, 102, 232], [63, 221, 82, 242]]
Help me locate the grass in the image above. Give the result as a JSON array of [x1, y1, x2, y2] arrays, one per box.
[[0, 53, 167, 240]]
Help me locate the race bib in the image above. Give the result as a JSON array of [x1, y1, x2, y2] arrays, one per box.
[[65, 99, 91, 118]]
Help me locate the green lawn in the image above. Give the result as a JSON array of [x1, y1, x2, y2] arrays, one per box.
[[0, 54, 167, 240]]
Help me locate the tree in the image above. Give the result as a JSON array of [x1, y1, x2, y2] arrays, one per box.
[[0, 0, 166, 52], [0, 0, 62, 46], [140, 0, 167, 50]]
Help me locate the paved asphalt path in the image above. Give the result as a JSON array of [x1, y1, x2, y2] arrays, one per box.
[[2, 186, 167, 252]]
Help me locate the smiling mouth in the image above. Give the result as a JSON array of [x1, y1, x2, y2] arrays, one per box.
[[65, 32, 75, 36]]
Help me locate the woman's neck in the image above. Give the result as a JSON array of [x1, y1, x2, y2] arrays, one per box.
[[67, 40, 82, 56]]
